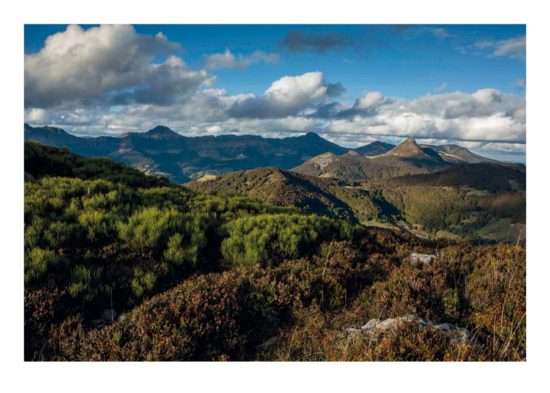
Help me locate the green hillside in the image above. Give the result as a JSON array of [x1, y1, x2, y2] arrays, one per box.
[[187, 164, 526, 242], [187, 167, 384, 223], [24, 142, 525, 361]]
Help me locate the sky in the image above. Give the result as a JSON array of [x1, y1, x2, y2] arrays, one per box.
[[24, 24, 526, 161]]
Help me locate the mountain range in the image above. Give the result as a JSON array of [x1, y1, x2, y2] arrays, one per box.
[[293, 137, 496, 180], [24, 124, 498, 183], [25, 124, 346, 182]]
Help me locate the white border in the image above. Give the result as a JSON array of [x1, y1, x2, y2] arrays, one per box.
[[1, 1, 548, 392]]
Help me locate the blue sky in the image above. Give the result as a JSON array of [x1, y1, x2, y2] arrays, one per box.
[[24, 24, 526, 161]]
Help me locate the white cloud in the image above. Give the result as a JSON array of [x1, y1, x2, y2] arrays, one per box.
[[493, 37, 526, 59], [265, 72, 332, 106], [227, 71, 344, 118], [474, 40, 494, 49], [204, 49, 279, 70], [327, 88, 525, 143], [25, 84, 525, 149], [355, 91, 385, 109], [25, 24, 211, 107], [474, 36, 526, 59]]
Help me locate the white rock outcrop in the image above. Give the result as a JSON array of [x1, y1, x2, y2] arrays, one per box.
[[345, 314, 472, 344], [410, 252, 436, 267]]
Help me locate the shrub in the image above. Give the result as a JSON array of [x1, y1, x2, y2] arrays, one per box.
[[67, 265, 102, 302], [464, 245, 526, 360], [25, 248, 59, 284], [50, 239, 372, 360], [43, 221, 85, 249], [131, 269, 157, 298], [220, 214, 353, 267], [78, 209, 115, 243], [118, 207, 186, 253]]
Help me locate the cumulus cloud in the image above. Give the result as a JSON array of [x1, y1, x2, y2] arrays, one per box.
[[355, 92, 386, 109], [25, 24, 211, 108], [24, 71, 343, 134], [474, 36, 526, 59], [327, 88, 525, 143], [226, 72, 345, 118], [281, 31, 353, 53], [204, 49, 279, 70]]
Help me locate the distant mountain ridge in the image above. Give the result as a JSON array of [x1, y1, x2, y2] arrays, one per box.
[[354, 141, 395, 156], [25, 124, 347, 182], [293, 136, 497, 180], [25, 124, 499, 182]]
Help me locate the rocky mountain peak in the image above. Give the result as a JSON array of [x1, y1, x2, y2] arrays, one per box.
[[386, 136, 430, 159]]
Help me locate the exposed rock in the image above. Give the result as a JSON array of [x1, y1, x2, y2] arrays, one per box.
[[196, 174, 218, 182], [345, 314, 473, 344], [310, 152, 338, 169], [410, 252, 436, 267], [344, 327, 363, 335]]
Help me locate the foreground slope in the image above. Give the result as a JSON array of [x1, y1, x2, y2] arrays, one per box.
[[24, 142, 525, 361]]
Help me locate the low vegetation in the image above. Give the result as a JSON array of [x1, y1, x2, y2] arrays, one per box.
[[24, 142, 526, 361], [188, 165, 525, 242]]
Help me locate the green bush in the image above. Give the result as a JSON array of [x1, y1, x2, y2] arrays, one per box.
[[67, 265, 102, 302], [43, 221, 85, 249], [118, 207, 184, 252], [220, 214, 352, 267], [78, 209, 115, 243], [131, 269, 157, 298], [25, 248, 59, 284]]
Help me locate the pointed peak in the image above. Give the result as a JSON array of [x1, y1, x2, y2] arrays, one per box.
[[146, 125, 178, 136], [145, 126, 181, 138], [303, 131, 322, 139], [386, 136, 430, 159]]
